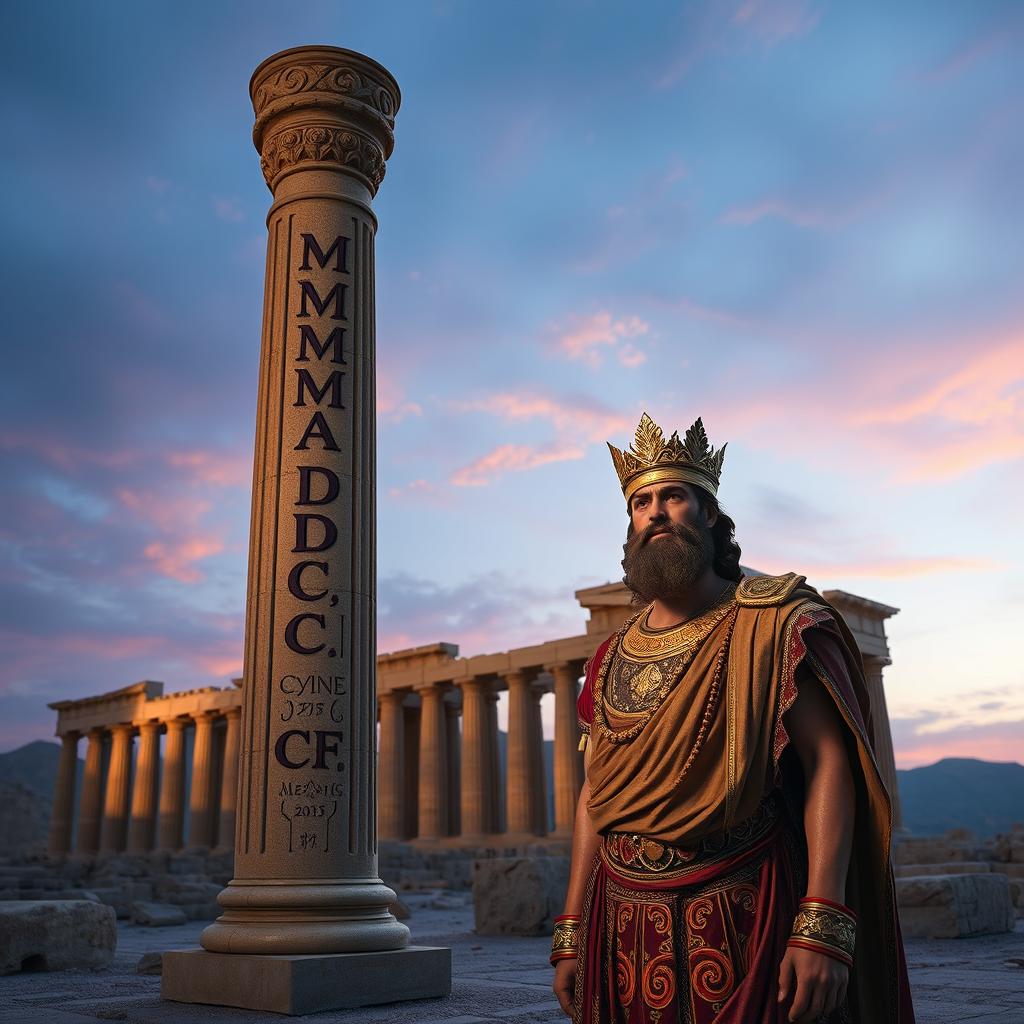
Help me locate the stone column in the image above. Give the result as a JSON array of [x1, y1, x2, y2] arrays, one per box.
[[216, 707, 242, 852], [416, 684, 449, 840], [459, 679, 491, 838], [528, 680, 549, 835], [189, 711, 218, 849], [863, 657, 903, 829], [485, 688, 504, 833], [548, 661, 584, 836], [377, 691, 405, 840], [76, 728, 104, 853], [100, 724, 134, 853], [445, 699, 461, 836], [505, 670, 533, 835], [128, 721, 161, 852], [193, 47, 422, 980], [48, 731, 79, 856], [158, 718, 187, 851]]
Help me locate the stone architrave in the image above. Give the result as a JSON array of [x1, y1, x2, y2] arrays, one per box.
[[48, 732, 79, 856], [164, 45, 449, 1013], [76, 728, 104, 854]]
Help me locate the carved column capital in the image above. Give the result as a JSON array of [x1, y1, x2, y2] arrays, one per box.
[[250, 46, 400, 196]]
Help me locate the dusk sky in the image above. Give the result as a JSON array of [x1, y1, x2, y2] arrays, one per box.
[[1, 1, 1021, 769]]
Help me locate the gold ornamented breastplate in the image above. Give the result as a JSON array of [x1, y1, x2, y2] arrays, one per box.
[[605, 585, 737, 718]]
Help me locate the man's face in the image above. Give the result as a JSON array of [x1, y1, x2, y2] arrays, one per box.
[[621, 482, 716, 604]]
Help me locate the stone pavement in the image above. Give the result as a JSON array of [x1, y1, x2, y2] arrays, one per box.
[[0, 890, 1021, 1023]]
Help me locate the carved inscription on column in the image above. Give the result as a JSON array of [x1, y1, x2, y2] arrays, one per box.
[[267, 227, 362, 859]]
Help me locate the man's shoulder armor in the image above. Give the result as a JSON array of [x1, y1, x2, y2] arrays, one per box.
[[735, 572, 808, 607]]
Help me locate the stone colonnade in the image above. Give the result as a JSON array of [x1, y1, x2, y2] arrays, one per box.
[[47, 682, 243, 857], [48, 580, 904, 854]]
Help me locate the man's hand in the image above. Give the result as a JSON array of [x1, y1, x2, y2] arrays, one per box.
[[778, 945, 849, 1023], [552, 957, 576, 1017]]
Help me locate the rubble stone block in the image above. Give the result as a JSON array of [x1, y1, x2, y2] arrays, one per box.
[[473, 856, 569, 937], [131, 901, 188, 926], [897, 873, 1015, 938], [0, 900, 116, 975]]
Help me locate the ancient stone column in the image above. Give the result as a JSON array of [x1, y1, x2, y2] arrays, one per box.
[[528, 680, 549, 835], [485, 688, 504, 833], [863, 657, 903, 829], [76, 728, 104, 854], [505, 670, 533, 835], [48, 729, 78, 856], [548, 661, 584, 836], [416, 684, 449, 840], [189, 711, 218, 850], [158, 718, 187, 851], [100, 724, 134, 853], [168, 50, 447, 1012], [445, 698, 461, 836], [216, 707, 241, 852], [377, 691, 405, 841], [48, 731, 79, 856], [459, 679, 491, 838], [128, 721, 161, 852]]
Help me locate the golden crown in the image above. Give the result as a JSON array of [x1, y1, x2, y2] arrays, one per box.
[[608, 413, 727, 505]]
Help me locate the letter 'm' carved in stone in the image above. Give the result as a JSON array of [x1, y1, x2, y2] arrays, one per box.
[[294, 369, 345, 409], [298, 280, 347, 320], [300, 233, 350, 274], [297, 325, 347, 364]]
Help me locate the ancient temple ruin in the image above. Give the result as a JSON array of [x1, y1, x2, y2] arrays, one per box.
[[47, 579, 901, 856]]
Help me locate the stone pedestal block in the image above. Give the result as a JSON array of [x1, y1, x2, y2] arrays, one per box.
[[0, 900, 116, 975], [473, 856, 569, 936], [897, 873, 1015, 938], [162, 947, 450, 1014]]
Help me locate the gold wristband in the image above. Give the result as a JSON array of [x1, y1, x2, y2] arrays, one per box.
[[551, 915, 582, 964], [788, 897, 856, 968]]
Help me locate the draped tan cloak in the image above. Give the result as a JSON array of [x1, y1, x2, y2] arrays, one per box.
[[577, 572, 913, 1024]]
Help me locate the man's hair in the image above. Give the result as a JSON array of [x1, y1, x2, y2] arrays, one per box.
[[694, 487, 743, 582], [624, 484, 743, 583]]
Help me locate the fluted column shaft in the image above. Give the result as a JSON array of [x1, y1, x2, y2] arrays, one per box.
[[128, 721, 161, 852], [485, 690, 503, 832], [100, 724, 134, 853], [863, 658, 902, 829], [445, 701, 461, 836], [528, 682, 548, 835], [459, 679, 491, 837], [377, 691, 406, 840], [549, 662, 584, 835], [189, 712, 217, 849], [49, 732, 79, 856], [505, 670, 534, 835], [416, 685, 449, 839], [216, 707, 242, 852], [158, 718, 187, 850], [76, 728, 104, 853]]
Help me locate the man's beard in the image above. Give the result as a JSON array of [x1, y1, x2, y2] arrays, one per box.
[[621, 519, 715, 605]]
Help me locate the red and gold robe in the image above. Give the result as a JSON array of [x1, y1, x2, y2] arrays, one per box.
[[572, 573, 914, 1024]]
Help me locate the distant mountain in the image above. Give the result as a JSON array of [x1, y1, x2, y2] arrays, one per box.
[[897, 758, 1024, 837], [0, 739, 71, 797]]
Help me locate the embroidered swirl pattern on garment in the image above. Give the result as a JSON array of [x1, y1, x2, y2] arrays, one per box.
[[613, 899, 678, 1018]]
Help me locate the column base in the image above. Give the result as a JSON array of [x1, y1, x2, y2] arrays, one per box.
[[162, 946, 451, 1015]]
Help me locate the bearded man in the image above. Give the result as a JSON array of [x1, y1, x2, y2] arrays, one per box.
[[550, 414, 914, 1024]]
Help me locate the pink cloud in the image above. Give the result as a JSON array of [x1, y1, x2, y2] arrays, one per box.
[[378, 368, 422, 423], [450, 443, 584, 487], [550, 311, 649, 368], [919, 28, 1015, 85], [618, 344, 647, 368], [731, 0, 820, 44], [454, 392, 632, 443], [166, 449, 250, 488], [720, 188, 887, 230], [0, 433, 138, 472], [142, 536, 225, 583], [894, 720, 1024, 770]]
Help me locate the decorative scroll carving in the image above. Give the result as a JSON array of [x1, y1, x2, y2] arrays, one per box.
[[259, 125, 386, 191], [252, 61, 398, 126]]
